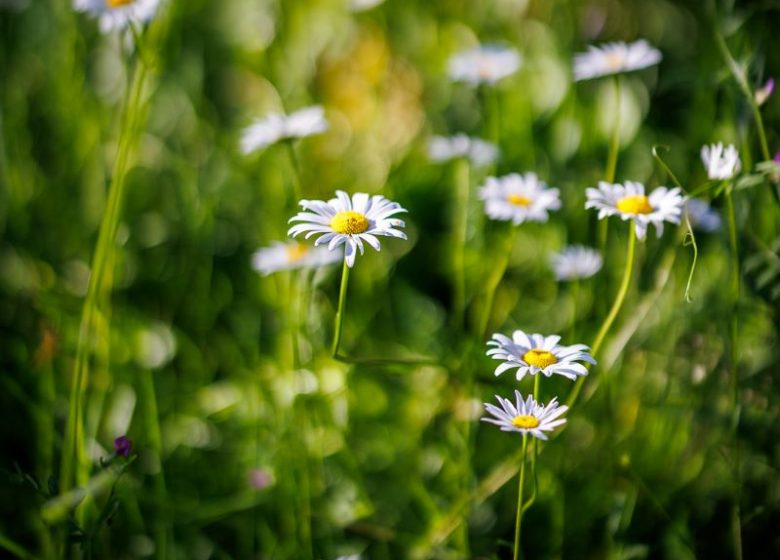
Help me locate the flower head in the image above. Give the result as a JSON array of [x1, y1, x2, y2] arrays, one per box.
[[73, 0, 160, 33], [701, 143, 741, 180], [251, 241, 341, 276], [241, 106, 328, 155], [288, 191, 407, 268], [685, 198, 721, 233], [573, 39, 661, 81], [487, 330, 595, 381], [551, 246, 603, 281], [428, 134, 499, 168], [349, 0, 384, 12], [479, 173, 561, 225], [113, 435, 133, 457], [585, 181, 684, 240], [481, 391, 568, 440], [248, 468, 273, 490], [448, 45, 522, 86]]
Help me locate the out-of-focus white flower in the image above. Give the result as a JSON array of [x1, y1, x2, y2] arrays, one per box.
[[73, 0, 160, 33], [251, 241, 342, 276], [755, 78, 774, 106], [428, 134, 499, 167], [478, 173, 561, 225], [481, 391, 568, 441], [684, 198, 721, 233], [573, 39, 661, 81], [348, 0, 384, 12], [448, 45, 522, 86], [585, 181, 684, 240], [288, 191, 407, 268], [550, 246, 603, 281], [487, 330, 595, 381], [701, 143, 741, 180], [241, 106, 328, 155]]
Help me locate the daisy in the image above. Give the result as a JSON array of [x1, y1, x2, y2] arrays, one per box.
[[585, 181, 684, 240], [73, 0, 161, 33], [288, 191, 407, 268], [573, 39, 662, 82], [448, 45, 522, 86], [479, 173, 561, 225], [701, 143, 741, 180], [685, 198, 722, 233], [241, 106, 328, 155], [550, 246, 603, 281], [486, 330, 596, 381], [481, 391, 568, 441], [428, 134, 499, 168], [251, 241, 342, 276]]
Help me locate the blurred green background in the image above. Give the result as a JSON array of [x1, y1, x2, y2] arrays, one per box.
[[1, 0, 779, 558]]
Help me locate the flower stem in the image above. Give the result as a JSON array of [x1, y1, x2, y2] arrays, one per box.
[[605, 76, 622, 184], [476, 226, 516, 339], [513, 435, 529, 560], [567, 222, 636, 408], [331, 259, 351, 358], [285, 140, 304, 205], [60, 49, 150, 502], [451, 158, 471, 332]]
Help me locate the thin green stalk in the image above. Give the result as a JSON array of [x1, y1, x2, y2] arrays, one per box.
[[451, 158, 471, 331], [60, 50, 150, 503], [513, 436, 529, 560], [285, 140, 303, 205], [139, 370, 168, 560], [476, 226, 516, 339], [598, 77, 621, 266], [522, 376, 541, 515], [331, 260, 351, 357], [567, 222, 636, 408], [724, 184, 743, 560], [568, 279, 580, 341]]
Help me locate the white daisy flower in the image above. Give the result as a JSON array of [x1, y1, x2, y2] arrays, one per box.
[[685, 198, 722, 233], [287, 191, 407, 268], [349, 0, 384, 12], [448, 45, 522, 86], [73, 0, 161, 33], [486, 330, 596, 381], [481, 391, 568, 441], [573, 39, 662, 82], [251, 241, 342, 276], [701, 143, 741, 180], [585, 181, 684, 240], [428, 134, 499, 168], [550, 245, 603, 281], [478, 173, 561, 225], [241, 106, 328, 155]]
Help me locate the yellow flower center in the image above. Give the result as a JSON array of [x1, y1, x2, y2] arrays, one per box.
[[512, 415, 540, 429], [506, 194, 531, 207], [286, 243, 309, 263], [107, 0, 136, 7], [616, 195, 653, 215], [605, 52, 625, 70], [330, 211, 369, 235], [522, 348, 558, 368]]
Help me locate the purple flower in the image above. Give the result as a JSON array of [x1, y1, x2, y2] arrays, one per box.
[[774, 150, 780, 164], [248, 468, 273, 490], [114, 436, 133, 458]]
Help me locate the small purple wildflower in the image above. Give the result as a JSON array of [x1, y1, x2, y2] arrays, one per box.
[[248, 468, 273, 490], [774, 150, 780, 164], [114, 436, 133, 458]]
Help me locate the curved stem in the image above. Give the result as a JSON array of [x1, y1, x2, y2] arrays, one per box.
[[451, 158, 471, 332], [567, 222, 636, 408], [513, 435, 529, 560], [331, 260, 351, 357], [605, 77, 622, 184], [285, 140, 303, 205], [476, 226, 516, 339]]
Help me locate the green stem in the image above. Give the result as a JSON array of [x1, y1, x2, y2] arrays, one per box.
[[60, 50, 150, 502], [139, 370, 168, 560], [567, 222, 636, 408], [451, 158, 471, 332], [476, 226, 516, 339], [725, 184, 743, 560], [331, 259, 351, 357], [285, 140, 303, 205], [513, 436, 529, 560], [605, 76, 622, 184]]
